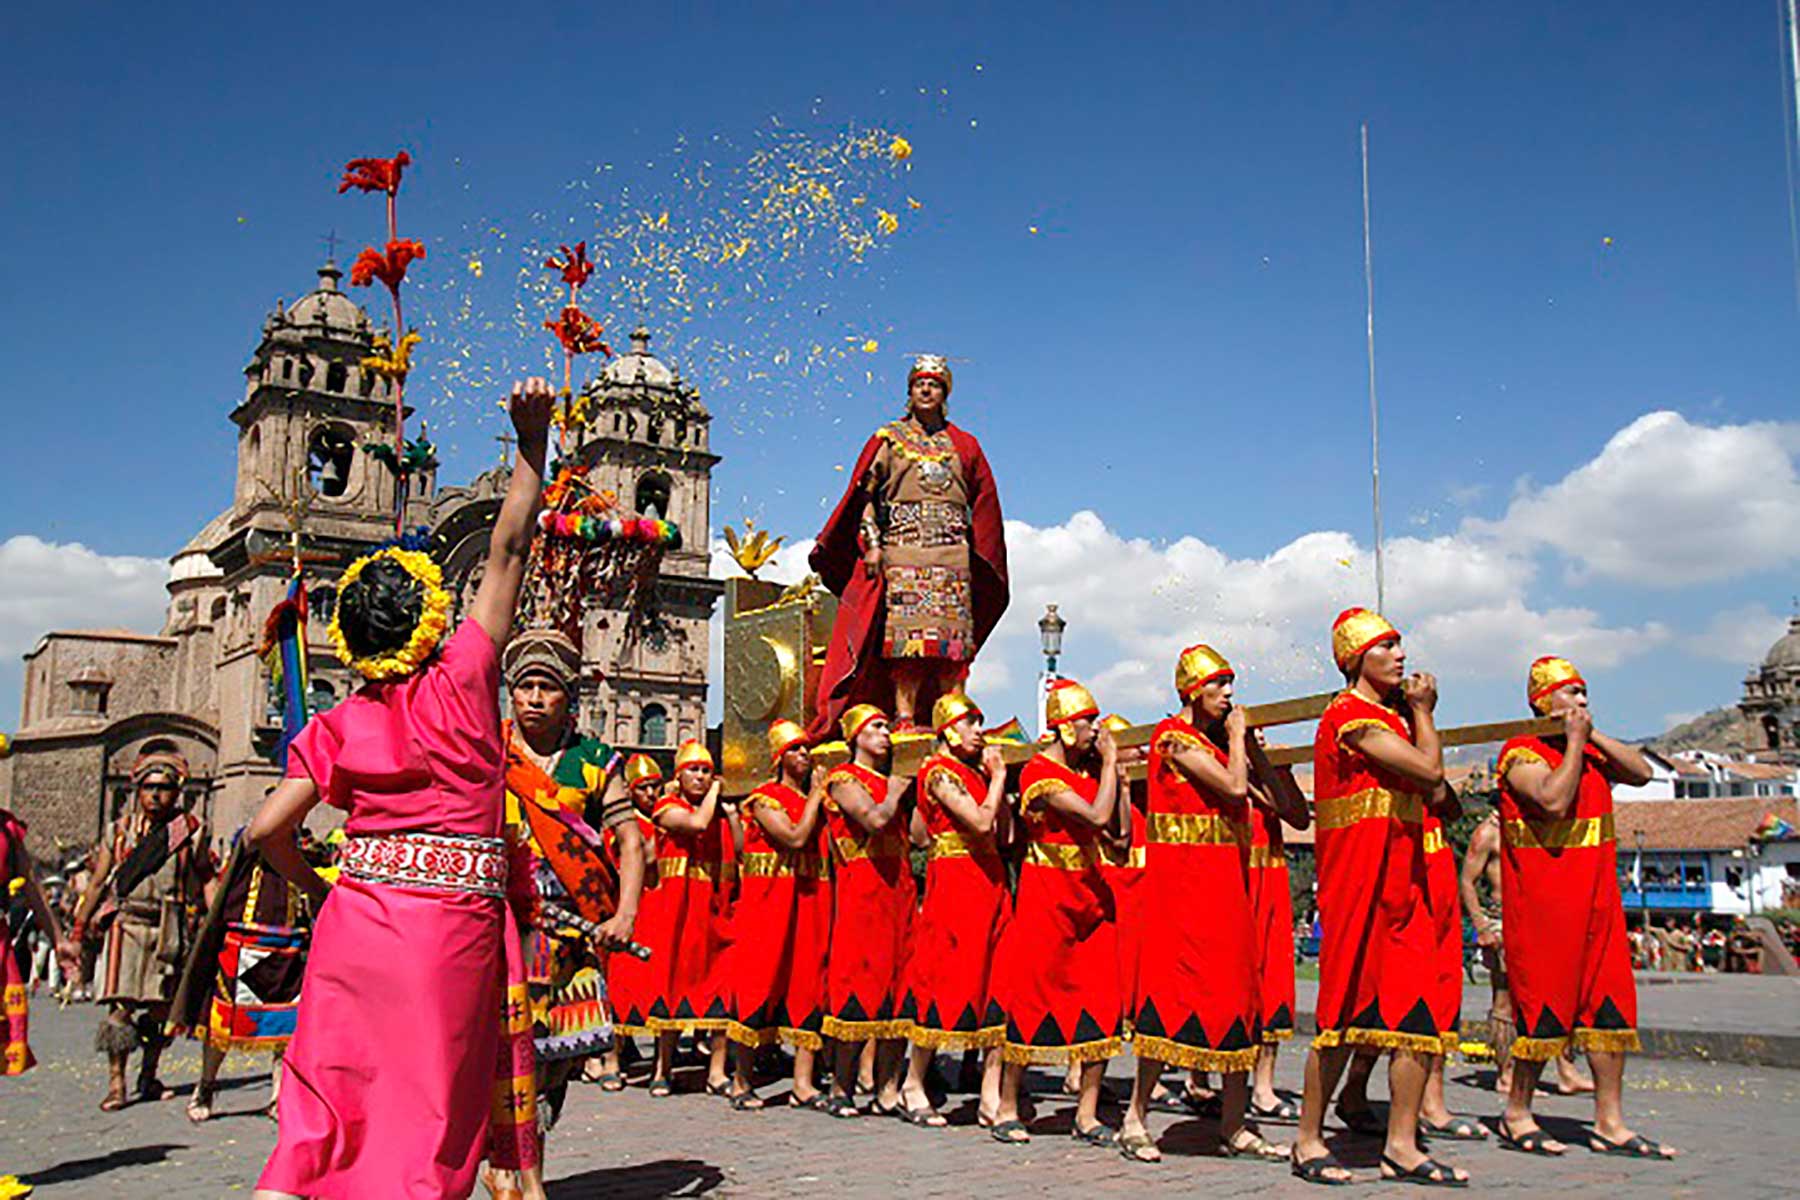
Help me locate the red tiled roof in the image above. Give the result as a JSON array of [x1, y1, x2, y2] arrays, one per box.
[[1611, 798, 1797, 851]]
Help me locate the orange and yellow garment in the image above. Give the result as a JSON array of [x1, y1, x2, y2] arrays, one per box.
[[1310, 691, 1458, 1054], [989, 754, 1122, 1065], [821, 763, 915, 1040], [899, 753, 1008, 1051], [726, 781, 831, 1050], [1129, 718, 1259, 1071], [1497, 735, 1640, 1060]]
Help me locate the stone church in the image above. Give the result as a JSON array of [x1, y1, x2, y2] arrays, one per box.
[[2, 260, 720, 854]]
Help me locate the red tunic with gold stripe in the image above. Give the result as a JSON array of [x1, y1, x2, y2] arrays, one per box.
[[726, 781, 831, 1050], [989, 753, 1121, 1064], [1103, 788, 1148, 1026], [1497, 736, 1639, 1060], [603, 812, 658, 1035], [643, 795, 734, 1034], [1425, 805, 1463, 1047], [899, 753, 1008, 1050], [1311, 691, 1458, 1054], [1130, 718, 1259, 1070], [822, 763, 916, 1039], [1249, 805, 1296, 1041]]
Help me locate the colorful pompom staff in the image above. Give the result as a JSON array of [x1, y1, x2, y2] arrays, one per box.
[[537, 510, 681, 550], [542, 241, 611, 453], [339, 148, 425, 533]]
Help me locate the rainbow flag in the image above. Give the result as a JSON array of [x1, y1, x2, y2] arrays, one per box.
[[1753, 811, 1796, 842], [259, 576, 311, 770], [984, 717, 1032, 745]]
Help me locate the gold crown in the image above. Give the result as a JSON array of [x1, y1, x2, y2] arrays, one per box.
[[840, 703, 887, 744], [767, 719, 809, 762], [1045, 679, 1099, 727], [674, 740, 714, 771], [624, 753, 663, 786], [931, 691, 983, 735], [1527, 656, 1585, 713], [1332, 607, 1399, 673], [1175, 643, 1232, 699], [908, 353, 952, 394]]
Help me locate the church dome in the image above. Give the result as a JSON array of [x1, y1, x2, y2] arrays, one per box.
[[281, 262, 371, 339], [1765, 616, 1800, 671], [600, 327, 677, 388]]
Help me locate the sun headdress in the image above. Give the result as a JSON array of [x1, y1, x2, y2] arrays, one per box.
[[327, 546, 452, 680]]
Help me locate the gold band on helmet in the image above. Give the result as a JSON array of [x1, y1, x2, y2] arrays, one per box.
[[840, 703, 887, 744], [1332, 607, 1400, 674], [908, 353, 952, 395], [674, 740, 714, 771], [931, 691, 983, 735], [767, 719, 809, 763], [1528, 656, 1585, 713], [624, 753, 663, 786], [1175, 643, 1232, 700], [328, 547, 453, 681]]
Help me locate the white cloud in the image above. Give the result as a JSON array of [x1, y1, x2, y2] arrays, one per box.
[[1473, 412, 1800, 586], [0, 536, 170, 729], [1685, 603, 1790, 666]]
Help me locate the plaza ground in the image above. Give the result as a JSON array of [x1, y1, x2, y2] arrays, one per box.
[[3, 979, 1796, 1198]]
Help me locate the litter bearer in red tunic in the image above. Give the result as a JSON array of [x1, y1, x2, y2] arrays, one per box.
[[821, 705, 915, 1116], [725, 719, 831, 1110], [1493, 656, 1675, 1161], [1293, 609, 1467, 1188], [1119, 645, 1288, 1165], [896, 690, 1011, 1127], [987, 679, 1124, 1148], [808, 354, 1009, 734]]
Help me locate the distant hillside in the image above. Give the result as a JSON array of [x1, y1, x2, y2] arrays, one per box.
[[1647, 706, 1754, 756]]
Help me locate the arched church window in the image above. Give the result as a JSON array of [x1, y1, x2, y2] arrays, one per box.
[[307, 426, 356, 499], [326, 361, 348, 393], [282, 358, 294, 381], [635, 472, 672, 520], [209, 597, 227, 623], [640, 703, 668, 747]]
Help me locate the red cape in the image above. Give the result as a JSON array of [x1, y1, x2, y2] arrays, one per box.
[[807, 421, 1008, 737]]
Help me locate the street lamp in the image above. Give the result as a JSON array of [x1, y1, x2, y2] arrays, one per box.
[[1036, 605, 1067, 740], [1038, 605, 1066, 676], [1634, 828, 1649, 936]]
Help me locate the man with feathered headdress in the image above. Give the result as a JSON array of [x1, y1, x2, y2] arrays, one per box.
[[810, 354, 1009, 736]]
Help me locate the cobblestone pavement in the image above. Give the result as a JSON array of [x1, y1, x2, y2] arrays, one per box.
[[5, 1001, 1797, 1198]]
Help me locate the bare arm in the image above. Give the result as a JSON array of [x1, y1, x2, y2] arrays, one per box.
[[829, 774, 902, 835], [654, 780, 722, 836], [597, 819, 646, 948], [1504, 709, 1592, 818], [929, 749, 1007, 836], [247, 777, 330, 905], [1590, 730, 1653, 787], [1459, 820, 1500, 946], [468, 380, 555, 647], [751, 786, 820, 852], [1166, 708, 1249, 800], [1247, 737, 1310, 829], [1039, 729, 1120, 829], [69, 840, 116, 934]]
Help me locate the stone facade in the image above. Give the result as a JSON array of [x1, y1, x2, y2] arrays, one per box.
[[1741, 615, 1800, 761], [2, 263, 718, 856]]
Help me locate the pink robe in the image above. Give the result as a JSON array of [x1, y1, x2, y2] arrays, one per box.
[[259, 621, 527, 1199]]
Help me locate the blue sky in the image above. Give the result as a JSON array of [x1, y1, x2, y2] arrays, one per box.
[[3, 3, 1798, 740]]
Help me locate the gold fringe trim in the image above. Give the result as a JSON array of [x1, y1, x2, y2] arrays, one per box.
[[645, 1016, 734, 1036], [725, 1021, 783, 1048], [1314, 1026, 1450, 1055], [1507, 1034, 1571, 1063], [1130, 1033, 1258, 1072], [821, 1015, 914, 1041], [906, 1023, 1005, 1052], [1261, 1028, 1295, 1044], [1440, 1029, 1462, 1055], [1573, 1028, 1641, 1054], [779, 1026, 824, 1052], [1001, 1036, 1122, 1066]]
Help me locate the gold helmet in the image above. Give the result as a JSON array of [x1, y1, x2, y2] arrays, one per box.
[[674, 740, 714, 771], [1332, 607, 1400, 674], [840, 703, 887, 744], [767, 719, 809, 762], [1527, 656, 1585, 714], [931, 691, 984, 735], [1175, 643, 1233, 700], [624, 753, 663, 787]]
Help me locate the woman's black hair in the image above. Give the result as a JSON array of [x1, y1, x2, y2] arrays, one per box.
[[336, 557, 424, 659]]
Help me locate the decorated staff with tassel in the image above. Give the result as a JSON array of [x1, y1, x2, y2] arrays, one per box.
[[723, 720, 831, 1109], [1118, 645, 1286, 1165], [1293, 609, 1466, 1188], [248, 375, 555, 1200], [1493, 657, 1675, 1161], [895, 691, 1011, 1128], [986, 679, 1124, 1147], [68, 749, 213, 1113]]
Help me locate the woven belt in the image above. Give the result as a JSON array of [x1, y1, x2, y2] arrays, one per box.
[[339, 831, 507, 898]]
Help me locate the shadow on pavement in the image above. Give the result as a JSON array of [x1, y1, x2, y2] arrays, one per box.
[[547, 1158, 725, 1198], [25, 1143, 186, 1187]]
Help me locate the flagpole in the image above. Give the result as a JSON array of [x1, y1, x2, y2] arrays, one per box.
[[1361, 123, 1386, 612]]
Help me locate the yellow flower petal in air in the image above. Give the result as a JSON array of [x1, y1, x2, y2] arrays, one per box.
[[862, 339, 880, 353], [889, 135, 912, 162], [875, 209, 898, 236]]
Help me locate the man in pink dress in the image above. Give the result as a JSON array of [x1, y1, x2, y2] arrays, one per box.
[[249, 379, 555, 1200]]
